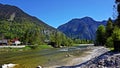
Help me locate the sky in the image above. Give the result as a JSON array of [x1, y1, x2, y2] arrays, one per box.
[[0, 0, 115, 28]]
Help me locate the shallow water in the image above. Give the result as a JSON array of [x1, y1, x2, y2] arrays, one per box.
[[0, 44, 92, 68]]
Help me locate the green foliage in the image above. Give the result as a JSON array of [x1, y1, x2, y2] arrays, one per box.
[[112, 26, 120, 41], [106, 37, 113, 48], [105, 18, 114, 48], [37, 45, 53, 49], [112, 27, 120, 51], [23, 27, 45, 45], [49, 31, 73, 47], [96, 1, 120, 51], [106, 18, 113, 37], [73, 39, 93, 44], [0, 4, 74, 48], [23, 46, 33, 50], [23, 45, 53, 50], [0, 20, 74, 46], [0, 20, 46, 45], [96, 25, 106, 45]]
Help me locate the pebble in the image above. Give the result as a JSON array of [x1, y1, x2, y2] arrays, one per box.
[[79, 52, 120, 68]]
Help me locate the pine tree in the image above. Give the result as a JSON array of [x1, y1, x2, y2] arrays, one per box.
[[106, 18, 113, 38], [96, 25, 106, 46]]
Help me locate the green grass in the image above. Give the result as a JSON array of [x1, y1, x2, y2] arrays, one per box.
[[37, 45, 53, 49], [109, 47, 114, 51], [0, 45, 53, 53], [23, 45, 53, 50], [72, 44, 80, 46]]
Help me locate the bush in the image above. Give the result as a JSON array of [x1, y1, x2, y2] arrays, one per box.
[[106, 37, 113, 48], [112, 27, 120, 51], [23, 45, 38, 50]]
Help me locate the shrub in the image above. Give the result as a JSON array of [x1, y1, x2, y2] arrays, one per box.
[[106, 37, 113, 48]]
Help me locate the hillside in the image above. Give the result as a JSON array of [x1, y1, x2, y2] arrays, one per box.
[[57, 17, 106, 40], [0, 4, 57, 45], [0, 4, 55, 29], [0, 4, 73, 47]]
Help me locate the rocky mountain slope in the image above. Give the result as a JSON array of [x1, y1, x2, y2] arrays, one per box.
[[58, 17, 106, 40]]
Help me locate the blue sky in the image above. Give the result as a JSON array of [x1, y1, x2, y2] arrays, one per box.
[[0, 0, 115, 28]]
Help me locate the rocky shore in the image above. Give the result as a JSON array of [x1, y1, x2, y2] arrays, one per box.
[[56, 47, 120, 68], [79, 51, 120, 68], [46, 46, 110, 68]]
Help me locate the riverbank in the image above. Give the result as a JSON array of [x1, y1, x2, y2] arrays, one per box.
[[78, 51, 120, 68], [0, 45, 25, 48], [46, 46, 109, 68]]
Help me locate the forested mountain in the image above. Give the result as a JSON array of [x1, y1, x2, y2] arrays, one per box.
[[0, 4, 55, 29], [58, 17, 107, 40], [0, 4, 72, 46]]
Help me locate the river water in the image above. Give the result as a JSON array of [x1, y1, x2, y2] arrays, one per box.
[[0, 44, 94, 68]]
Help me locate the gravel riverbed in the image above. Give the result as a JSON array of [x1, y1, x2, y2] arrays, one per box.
[[45, 46, 110, 68]]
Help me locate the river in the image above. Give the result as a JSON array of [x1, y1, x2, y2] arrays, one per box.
[[0, 44, 94, 68]]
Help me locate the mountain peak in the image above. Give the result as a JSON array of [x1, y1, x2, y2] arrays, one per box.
[[80, 16, 95, 22], [71, 16, 94, 21], [82, 16, 94, 20], [81, 16, 93, 19], [58, 17, 107, 40]]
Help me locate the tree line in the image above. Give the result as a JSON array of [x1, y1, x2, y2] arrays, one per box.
[[0, 20, 73, 47], [96, 0, 120, 51]]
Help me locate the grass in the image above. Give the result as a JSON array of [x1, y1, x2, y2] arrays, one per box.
[[23, 45, 53, 50], [72, 44, 80, 46], [0, 45, 53, 53], [109, 47, 114, 51]]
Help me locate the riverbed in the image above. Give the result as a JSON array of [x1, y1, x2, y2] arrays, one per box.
[[0, 44, 95, 68]]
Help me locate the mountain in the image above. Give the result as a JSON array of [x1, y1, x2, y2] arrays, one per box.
[[0, 4, 58, 44], [57, 17, 107, 40], [0, 4, 55, 30]]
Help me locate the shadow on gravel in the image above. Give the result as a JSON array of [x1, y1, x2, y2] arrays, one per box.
[[56, 50, 120, 68]]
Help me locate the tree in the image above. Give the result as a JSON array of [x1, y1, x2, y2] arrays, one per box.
[[105, 18, 114, 47], [49, 31, 73, 48], [106, 37, 113, 48], [106, 18, 113, 37], [112, 26, 120, 51], [115, 0, 120, 27], [96, 25, 106, 46]]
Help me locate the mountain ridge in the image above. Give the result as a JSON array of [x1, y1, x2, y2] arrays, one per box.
[[0, 4, 59, 44], [57, 17, 107, 40], [0, 4, 55, 30]]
